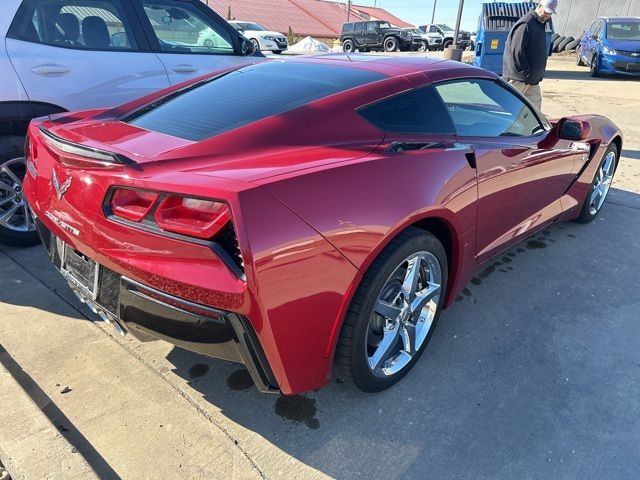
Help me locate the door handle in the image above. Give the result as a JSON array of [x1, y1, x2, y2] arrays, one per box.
[[31, 64, 69, 76], [172, 65, 198, 73]]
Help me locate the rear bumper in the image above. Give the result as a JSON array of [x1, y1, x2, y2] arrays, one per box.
[[36, 220, 280, 394]]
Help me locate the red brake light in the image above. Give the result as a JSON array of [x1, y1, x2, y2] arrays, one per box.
[[110, 189, 158, 222], [154, 196, 231, 239]]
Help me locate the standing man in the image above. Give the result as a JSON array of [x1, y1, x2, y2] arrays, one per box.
[[503, 0, 558, 111]]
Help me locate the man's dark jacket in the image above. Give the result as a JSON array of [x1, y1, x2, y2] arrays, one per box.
[[503, 11, 548, 85]]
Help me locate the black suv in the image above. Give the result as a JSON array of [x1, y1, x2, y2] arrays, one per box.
[[340, 21, 420, 53]]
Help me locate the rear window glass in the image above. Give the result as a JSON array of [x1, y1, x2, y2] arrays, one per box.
[[125, 62, 386, 141], [342, 23, 353, 32]]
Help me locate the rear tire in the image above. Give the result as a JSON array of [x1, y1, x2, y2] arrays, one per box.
[[336, 227, 448, 392], [575, 143, 618, 223], [0, 135, 39, 247], [342, 39, 355, 53]]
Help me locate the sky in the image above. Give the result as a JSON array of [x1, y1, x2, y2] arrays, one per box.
[[355, 0, 487, 32]]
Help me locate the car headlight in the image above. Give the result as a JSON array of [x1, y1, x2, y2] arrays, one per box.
[[263, 36, 275, 41], [602, 46, 617, 55]]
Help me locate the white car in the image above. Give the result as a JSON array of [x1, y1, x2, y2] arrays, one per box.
[[403, 28, 443, 51], [0, 0, 261, 246], [229, 21, 288, 54]]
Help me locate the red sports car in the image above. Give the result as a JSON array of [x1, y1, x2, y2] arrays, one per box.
[[24, 56, 622, 395]]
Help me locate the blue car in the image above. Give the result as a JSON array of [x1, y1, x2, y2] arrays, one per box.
[[577, 17, 640, 77]]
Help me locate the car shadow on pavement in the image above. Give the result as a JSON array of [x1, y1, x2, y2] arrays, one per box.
[[622, 149, 640, 160], [544, 70, 640, 81], [163, 188, 640, 479], [0, 344, 121, 479], [0, 245, 90, 321]]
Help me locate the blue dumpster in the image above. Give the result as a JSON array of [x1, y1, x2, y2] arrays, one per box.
[[472, 2, 554, 75]]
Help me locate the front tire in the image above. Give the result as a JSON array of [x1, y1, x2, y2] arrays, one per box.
[[443, 38, 453, 49], [0, 135, 39, 247], [251, 38, 260, 52], [384, 36, 399, 52], [336, 228, 448, 392], [271, 50, 283, 54], [575, 144, 618, 223], [576, 48, 585, 66], [418, 40, 428, 52], [590, 54, 600, 77]]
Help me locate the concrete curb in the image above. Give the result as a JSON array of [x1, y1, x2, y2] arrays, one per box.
[[0, 358, 99, 480]]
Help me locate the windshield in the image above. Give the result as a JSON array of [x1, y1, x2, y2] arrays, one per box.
[[235, 22, 266, 31], [607, 21, 640, 41], [437, 24, 454, 32]]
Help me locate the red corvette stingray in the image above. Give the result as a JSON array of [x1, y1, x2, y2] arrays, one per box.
[[24, 56, 622, 395]]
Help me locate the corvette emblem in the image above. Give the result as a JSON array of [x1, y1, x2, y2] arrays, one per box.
[[52, 169, 72, 200]]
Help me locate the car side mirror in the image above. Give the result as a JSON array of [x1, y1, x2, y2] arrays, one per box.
[[240, 37, 256, 56], [558, 118, 591, 141]]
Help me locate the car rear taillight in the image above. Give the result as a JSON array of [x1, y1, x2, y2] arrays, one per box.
[[154, 196, 232, 240], [107, 188, 232, 240], [39, 127, 135, 168], [110, 189, 159, 222]]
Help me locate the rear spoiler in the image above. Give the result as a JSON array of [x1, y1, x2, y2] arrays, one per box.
[[39, 126, 137, 167]]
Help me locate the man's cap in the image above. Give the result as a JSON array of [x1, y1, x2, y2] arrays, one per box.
[[539, 0, 558, 14]]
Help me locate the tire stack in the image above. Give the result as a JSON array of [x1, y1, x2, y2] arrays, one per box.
[[552, 34, 578, 54]]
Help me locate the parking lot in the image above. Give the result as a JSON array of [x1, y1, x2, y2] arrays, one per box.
[[1, 52, 639, 479]]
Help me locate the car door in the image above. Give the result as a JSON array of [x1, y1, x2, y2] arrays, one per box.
[[5, 0, 170, 112], [365, 22, 378, 46], [352, 22, 365, 47], [433, 78, 580, 262], [133, 0, 259, 84]]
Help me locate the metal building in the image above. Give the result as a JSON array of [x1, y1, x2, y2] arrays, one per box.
[[553, 0, 640, 38]]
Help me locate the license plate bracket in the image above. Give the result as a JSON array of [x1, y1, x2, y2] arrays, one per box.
[[60, 242, 100, 300]]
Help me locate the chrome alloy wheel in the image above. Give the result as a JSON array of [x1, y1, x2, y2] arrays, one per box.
[[589, 151, 616, 216], [0, 157, 35, 232], [366, 251, 442, 378]]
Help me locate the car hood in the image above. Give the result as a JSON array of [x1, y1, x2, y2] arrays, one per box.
[[605, 39, 640, 51], [249, 30, 285, 38]]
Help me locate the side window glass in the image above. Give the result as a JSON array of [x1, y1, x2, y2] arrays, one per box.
[[355, 22, 364, 32], [367, 22, 377, 32], [141, 0, 234, 54], [8, 0, 138, 50], [358, 87, 455, 135], [434, 79, 545, 137]]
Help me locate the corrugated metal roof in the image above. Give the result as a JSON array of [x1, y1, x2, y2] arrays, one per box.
[[205, 0, 407, 37], [351, 4, 414, 28]]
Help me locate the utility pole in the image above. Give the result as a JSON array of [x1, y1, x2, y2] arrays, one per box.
[[347, 0, 351, 22], [452, 0, 465, 49], [431, 0, 437, 24]]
